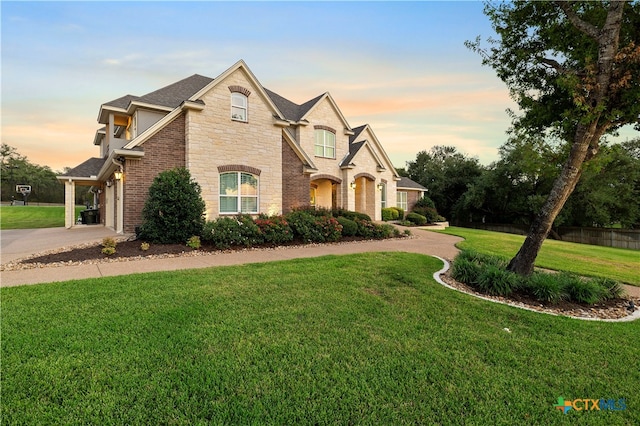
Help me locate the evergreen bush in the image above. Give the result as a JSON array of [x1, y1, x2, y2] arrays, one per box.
[[337, 217, 358, 236], [137, 168, 205, 244], [381, 208, 399, 221], [406, 212, 428, 226]]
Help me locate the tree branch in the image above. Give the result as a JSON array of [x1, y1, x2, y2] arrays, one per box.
[[556, 1, 600, 40]]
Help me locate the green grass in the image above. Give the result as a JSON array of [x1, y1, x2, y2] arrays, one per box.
[[0, 205, 84, 229], [2, 253, 638, 425], [438, 227, 640, 285]]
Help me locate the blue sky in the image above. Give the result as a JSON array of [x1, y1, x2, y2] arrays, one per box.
[[4, 1, 626, 173]]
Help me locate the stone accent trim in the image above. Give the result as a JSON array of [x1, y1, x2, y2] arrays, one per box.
[[217, 165, 261, 176], [354, 172, 376, 181], [310, 174, 342, 184], [228, 85, 251, 97], [313, 125, 336, 134]]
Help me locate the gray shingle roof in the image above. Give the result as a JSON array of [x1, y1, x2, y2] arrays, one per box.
[[349, 125, 367, 144], [62, 158, 106, 177], [397, 177, 427, 191], [103, 74, 213, 110], [340, 141, 365, 167], [263, 88, 324, 122]]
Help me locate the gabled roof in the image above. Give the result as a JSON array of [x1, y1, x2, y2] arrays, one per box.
[[137, 74, 214, 109], [60, 157, 105, 178], [397, 176, 427, 191], [340, 141, 365, 167], [347, 124, 400, 178]]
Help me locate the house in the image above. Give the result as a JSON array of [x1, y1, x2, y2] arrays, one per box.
[[58, 60, 426, 233]]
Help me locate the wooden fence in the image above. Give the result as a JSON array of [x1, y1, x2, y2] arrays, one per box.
[[456, 223, 640, 250]]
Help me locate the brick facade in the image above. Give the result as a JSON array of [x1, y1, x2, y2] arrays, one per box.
[[122, 113, 186, 233], [282, 137, 310, 213]]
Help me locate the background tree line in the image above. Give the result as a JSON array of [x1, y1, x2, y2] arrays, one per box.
[[1, 143, 90, 204], [399, 139, 640, 230]]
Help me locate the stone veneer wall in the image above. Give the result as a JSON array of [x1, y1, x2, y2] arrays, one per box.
[[122, 113, 186, 233], [186, 69, 283, 219], [281, 136, 310, 213]]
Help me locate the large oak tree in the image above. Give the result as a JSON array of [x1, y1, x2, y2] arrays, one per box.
[[467, 1, 640, 275]]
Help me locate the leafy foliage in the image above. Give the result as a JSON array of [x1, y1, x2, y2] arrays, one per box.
[[137, 168, 206, 244], [452, 249, 623, 305], [406, 212, 427, 226], [336, 216, 358, 236], [202, 215, 262, 249], [254, 215, 294, 245]]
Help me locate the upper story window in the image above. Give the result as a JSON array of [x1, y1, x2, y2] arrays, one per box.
[[220, 171, 259, 214], [229, 86, 251, 122], [314, 127, 336, 159], [231, 93, 248, 122]]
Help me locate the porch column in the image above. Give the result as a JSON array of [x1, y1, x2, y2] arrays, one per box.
[[116, 177, 124, 234], [64, 179, 75, 228]]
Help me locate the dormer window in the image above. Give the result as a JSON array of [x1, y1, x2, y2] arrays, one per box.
[[314, 127, 336, 159], [231, 93, 247, 122]]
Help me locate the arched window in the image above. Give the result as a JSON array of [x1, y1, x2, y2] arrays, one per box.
[[231, 92, 248, 122], [219, 172, 258, 214], [314, 128, 336, 158]]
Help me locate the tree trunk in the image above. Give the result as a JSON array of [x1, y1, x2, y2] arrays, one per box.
[[507, 1, 625, 276]]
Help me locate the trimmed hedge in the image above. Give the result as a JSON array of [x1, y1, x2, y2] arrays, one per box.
[[406, 212, 427, 226], [381, 208, 399, 221]]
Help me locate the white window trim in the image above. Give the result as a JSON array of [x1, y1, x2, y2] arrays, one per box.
[[314, 129, 336, 159], [380, 182, 387, 209], [231, 93, 248, 122], [219, 172, 259, 214]]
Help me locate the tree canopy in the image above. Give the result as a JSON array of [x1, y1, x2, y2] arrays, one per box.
[[467, 0, 640, 275]]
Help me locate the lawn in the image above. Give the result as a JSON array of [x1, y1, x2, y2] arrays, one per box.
[[437, 226, 640, 285], [2, 253, 638, 425], [0, 205, 84, 230]]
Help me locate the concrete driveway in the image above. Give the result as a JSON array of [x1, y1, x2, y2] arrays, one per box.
[[1, 226, 120, 264]]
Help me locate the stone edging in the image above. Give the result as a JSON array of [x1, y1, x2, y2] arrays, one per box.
[[431, 256, 640, 323]]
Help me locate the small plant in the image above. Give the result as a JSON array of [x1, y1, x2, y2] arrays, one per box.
[[102, 237, 117, 249], [562, 274, 604, 305], [101, 246, 116, 256], [592, 277, 624, 300], [381, 208, 399, 221], [140, 242, 150, 251], [451, 257, 482, 286], [186, 236, 201, 250], [403, 229, 412, 236]]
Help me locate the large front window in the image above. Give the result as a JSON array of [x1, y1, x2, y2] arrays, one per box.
[[220, 172, 258, 214], [314, 129, 336, 158], [397, 191, 407, 211]]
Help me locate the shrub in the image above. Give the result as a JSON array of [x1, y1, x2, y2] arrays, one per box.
[[392, 207, 405, 219], [140, 242, 150, 251], [475, 265, 519, 296], [137, 168, 205, 244], [285, 211, 342, 243], [102, 237, 117, 249], [562, 274, 605, 305], [202, 215, 263, 249], [527, 272, 567, 304], [592, 277, 624, 300], [332, 209, 371, 222], [406, 212, 427, 226], [186, 235, 201, 250], [381, 208, 399, 221], [337, 217, 358, 236], [414, 196, 436, 209], [101, 246, 116, 256], [254, 215, 294, 245], [372, 223, 396, 239], [451, 257, 482, 285], [411, 206, 440, 223]]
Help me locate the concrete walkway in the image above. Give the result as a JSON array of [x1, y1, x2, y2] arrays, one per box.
[[2, 226, 638, 301], [0, 226, 462, 288]]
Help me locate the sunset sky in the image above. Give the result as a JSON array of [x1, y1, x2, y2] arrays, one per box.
[[3, 1, 636, 173]]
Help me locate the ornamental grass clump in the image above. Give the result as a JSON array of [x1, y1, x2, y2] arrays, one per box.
[[452, 249, 625, 305]]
